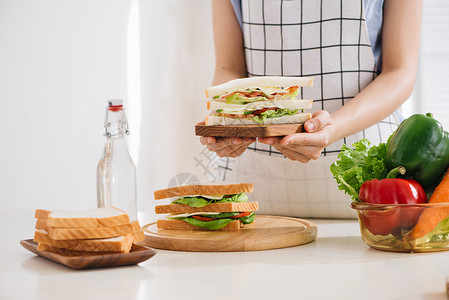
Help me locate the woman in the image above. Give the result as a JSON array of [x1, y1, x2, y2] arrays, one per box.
[[200, 0, 422, 218]]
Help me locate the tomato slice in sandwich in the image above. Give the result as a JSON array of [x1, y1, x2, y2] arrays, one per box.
[[191, 216, 215, 221], [191, 212, 252, 222], [230, 212, 251, 219], [252, 107, 278, 116]]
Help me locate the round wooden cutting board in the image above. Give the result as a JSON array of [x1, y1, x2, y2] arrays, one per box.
[[141, 215, 317, 252]]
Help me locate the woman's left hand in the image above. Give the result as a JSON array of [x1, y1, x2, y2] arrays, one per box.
[[258, 110, 334, 163]]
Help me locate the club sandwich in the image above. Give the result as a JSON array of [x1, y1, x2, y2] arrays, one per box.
[[204, 76, 313, 126], [154, 183, 258, 231]]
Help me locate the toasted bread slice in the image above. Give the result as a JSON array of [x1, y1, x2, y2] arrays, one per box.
[[157, 219, 242, 231], [37, 243, 127, 256], [33, 230, 144, 253], [205, 113, 312, 126], [35, 220, 141, 240], [205, 76, 314, 98], [34, 207, 130, 228], [155, 201, 259, 214], [154, 183, 254, 200]]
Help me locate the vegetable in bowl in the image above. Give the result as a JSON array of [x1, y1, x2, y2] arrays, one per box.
[[386, 113, 449, 188], [329, 138, 389, 201], [330, 113, 449, 252], [358, 177, 427, 236]]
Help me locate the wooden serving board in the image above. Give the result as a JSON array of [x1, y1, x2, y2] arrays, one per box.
[[20, 239, 157, 269], [141, 215, 317, 252], [195, 122, 304, 137]]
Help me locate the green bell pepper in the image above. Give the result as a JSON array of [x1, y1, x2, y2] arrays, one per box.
[[386, 113, 449, 188]]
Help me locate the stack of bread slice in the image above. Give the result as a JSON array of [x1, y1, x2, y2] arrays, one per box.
[[33, 207, 143, 256]]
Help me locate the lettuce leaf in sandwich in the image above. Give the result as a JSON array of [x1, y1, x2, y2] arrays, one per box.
[[224, 87, 299, 105], [171, 193, 248, 208], [251, 108, 300, 124], [169, 212, 256, 230], [169, 193, 256, 230]]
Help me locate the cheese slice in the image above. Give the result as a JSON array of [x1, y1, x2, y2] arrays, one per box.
[[167, 212, 224, 219], [256, 86, 286, 96]]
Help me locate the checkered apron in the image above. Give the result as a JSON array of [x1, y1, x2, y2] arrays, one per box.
[[221, 0, 400, 218]]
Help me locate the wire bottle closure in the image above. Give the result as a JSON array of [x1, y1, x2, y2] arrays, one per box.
[[104, 100, 130, 138]]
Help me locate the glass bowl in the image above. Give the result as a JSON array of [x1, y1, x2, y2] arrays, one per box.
[[351, 202, 449, 253]]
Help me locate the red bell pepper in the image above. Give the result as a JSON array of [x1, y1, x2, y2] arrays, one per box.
[[358, 178, 427, 235], [359, 178, 427, 205]]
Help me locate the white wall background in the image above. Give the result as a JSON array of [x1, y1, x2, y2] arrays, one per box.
[[0, 0, 214, 213], [415, 0, 449, 127], [1, 0, 448, 213]]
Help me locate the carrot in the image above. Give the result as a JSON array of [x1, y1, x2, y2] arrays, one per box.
[[404, 169, 449, 242]]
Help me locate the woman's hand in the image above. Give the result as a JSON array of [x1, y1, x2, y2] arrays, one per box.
[[258, 111, 334, 163], [200, 136, 256, 158]]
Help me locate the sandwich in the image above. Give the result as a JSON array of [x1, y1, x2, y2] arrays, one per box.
[[154, 183, 258, 231], [204, 76, 313, 126]]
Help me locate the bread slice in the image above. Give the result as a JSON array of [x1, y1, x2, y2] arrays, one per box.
[[205, 113, 312, 126], [205, 76, 314, 98], [35, 220, 141, 240], [34, 207, 130, 228], [36, 243, 126, 256], [155, 201, 259, 214], [207, 99, 313, 111], [154, 183, 254, 200], [33, 230, 144, 253], [157, 219, 242, 231]]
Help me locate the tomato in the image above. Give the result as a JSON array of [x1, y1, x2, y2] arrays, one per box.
[[220, 91, 271, 100], [191, 212, 252, 222], [191, 215, 215, 222], [252, 107, 277, 116], [217, 107, 278, 119], [271, 91, 288, 97], [286, 86, 299, 93], [230, 212, 251, 219]]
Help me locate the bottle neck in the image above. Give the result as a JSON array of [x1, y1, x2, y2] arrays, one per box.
[[104, 137, 130, 160], [104, 108, 129, 139]]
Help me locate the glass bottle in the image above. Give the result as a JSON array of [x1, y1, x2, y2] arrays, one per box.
[[97, 100, 137, 220]]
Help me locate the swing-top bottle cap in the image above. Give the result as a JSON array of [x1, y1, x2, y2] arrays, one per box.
[[104, 99, 129, 138], [108, 99, 123, 112]]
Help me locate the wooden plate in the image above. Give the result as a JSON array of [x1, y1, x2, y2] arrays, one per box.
[[20, 239, 157, 269], [195, 122, 304, 137], [141, 215, 317, 252]]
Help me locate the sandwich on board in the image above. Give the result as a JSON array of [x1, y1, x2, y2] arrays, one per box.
[[154, 183, 258, 231], [204, 76, 313, 126]]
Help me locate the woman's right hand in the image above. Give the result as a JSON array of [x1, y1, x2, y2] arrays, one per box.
[[200, 136, 256, 158]]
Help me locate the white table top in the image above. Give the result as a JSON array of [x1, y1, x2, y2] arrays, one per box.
[[2, 208, 448, 300]]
